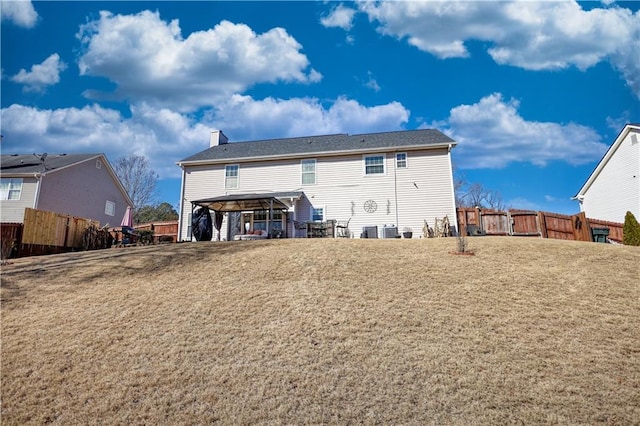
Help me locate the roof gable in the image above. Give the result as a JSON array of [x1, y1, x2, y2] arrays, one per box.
[[178, 129, 456, 164], [1, 153, 134, 207], [574, 123, 640, 199]]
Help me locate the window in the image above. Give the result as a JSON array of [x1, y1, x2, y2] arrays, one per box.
[[396, 152, 407, 169], [364, 155, 385, 175], [252, 210, 284, 231], [105, 200, 116, 216], [225, 164, 239, 190], [311, 207, 324, 222], [96, 159, 102, 169], [301, 159, 316, 185], [0, 178, 23, 200]]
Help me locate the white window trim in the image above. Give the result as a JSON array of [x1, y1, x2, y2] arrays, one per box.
[[301, 159, 317, 186], [0, 178, 23, 201], [363, 154, 386, 176], [105, 200, 116, 216], [310, 205, 326, 222], [396, 152, 408, 169], [225, 164, 239, 190]]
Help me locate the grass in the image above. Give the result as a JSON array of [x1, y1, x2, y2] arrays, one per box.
[[1, 237, 639, 424]]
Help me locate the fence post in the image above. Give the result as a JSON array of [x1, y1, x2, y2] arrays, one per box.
[[538, 211, 548, 238], [572, 212, 590, 242]]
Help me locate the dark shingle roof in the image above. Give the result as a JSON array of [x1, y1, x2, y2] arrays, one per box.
[[1, 154, 101, 175], [179, 129, 456, 163]]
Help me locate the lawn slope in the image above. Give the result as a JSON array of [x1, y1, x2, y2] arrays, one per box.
[[2, 237, 639, 424]]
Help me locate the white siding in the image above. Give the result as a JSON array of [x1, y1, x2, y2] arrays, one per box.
[[179, 148, 457, 240], [581, 129, 640, 223], [0, 177, 38, 223]]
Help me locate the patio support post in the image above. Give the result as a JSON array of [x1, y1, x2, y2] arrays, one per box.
[[268, 199, 273, 236], [190, 202, 195, 242]]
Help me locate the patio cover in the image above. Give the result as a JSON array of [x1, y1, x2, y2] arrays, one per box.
[[191, 191, 304, 212]]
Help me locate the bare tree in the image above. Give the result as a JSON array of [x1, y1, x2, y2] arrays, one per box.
[[455, 175, 506, 210], [113, 154, 159, 213]]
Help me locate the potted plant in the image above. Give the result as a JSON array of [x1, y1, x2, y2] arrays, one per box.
[[402, 227, 413, 239]]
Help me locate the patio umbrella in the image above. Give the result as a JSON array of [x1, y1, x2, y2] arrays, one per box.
[[120, 205, 133, 227]]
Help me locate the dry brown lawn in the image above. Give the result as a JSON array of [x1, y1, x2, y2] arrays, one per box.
[[1, 237, 639, 424]]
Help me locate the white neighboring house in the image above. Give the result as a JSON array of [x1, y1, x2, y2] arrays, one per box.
[[573, 123, 640, 223], [0, 153, 133, 225], [177, 129, 458, 241]]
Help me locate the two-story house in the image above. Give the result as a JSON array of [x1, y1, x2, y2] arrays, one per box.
[[1, 153, 133, 226], [177, 129, 458, 241]]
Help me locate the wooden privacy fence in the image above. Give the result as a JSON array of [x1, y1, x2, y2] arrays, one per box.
[[456, 208, 624, 243], [135, 220, 178, 243], [19, 208, 100, 256]]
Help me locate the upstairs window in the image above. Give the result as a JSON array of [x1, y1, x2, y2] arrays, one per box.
[[301, 159, 316, 185], [396, 152, 407, 169], [225, 164, 239, 190], [105, 200, 116, 216], [0, 178, 23, 200], [364, 154, 385, 175]]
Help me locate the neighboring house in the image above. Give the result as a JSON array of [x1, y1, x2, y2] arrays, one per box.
[[573, 123, 640, 224], [177, 129, 458, 241], [0, 153, 133, 225]]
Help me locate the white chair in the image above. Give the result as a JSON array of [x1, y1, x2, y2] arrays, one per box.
[[335, 218, 351, 238]]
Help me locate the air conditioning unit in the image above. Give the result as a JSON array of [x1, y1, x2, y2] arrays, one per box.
[[382, 225, 398, 239], [362, 225, 378, 239]]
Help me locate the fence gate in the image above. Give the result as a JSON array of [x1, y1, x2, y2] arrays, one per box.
[[480, 210, 510, 235], [510, 211, 541, 236]]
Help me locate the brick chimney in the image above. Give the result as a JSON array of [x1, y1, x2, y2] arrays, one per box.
[[209, 130, 228, 147]]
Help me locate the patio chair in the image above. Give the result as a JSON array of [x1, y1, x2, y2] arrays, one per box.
[[335, 218, 351, 238]]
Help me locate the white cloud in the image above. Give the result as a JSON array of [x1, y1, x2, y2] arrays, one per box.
[[76, 11, 322, 112], [433, 93, 609, 169], [320, 4, 356, 30], [364, 71, 381, 92], [505, 196, 542, 211], [1, 0, 38, 28], [1, 96, 409, 177], [208, 95, 409, 141], [358, 1, 640, 98], [10, 53, 67, 92]]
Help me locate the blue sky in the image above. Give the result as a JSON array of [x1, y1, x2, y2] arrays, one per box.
[[2, 1, 639, 214]]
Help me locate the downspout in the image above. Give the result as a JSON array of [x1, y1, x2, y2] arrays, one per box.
[[177, 167, 186, 241], [33, 173, 42, 210], [446, 144, 460, 235], [393, 152, 399, 230]]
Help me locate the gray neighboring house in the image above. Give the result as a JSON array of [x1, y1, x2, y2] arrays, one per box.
[[177, 129, 458, 240], [1, 153, 133, 225]]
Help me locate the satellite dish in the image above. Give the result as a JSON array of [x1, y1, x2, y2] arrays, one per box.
[[41, 153, 48, 161]]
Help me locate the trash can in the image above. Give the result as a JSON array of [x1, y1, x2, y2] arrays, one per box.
[[591, 227, 609, 243]]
